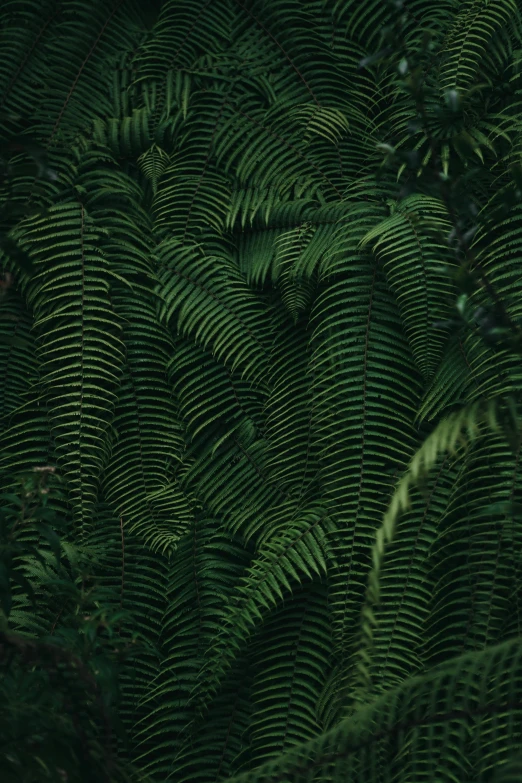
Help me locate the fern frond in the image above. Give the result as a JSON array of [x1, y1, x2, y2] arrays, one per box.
[[358, 394, 521, 693], [9, 202, 126, 530], [438, 0, 520, 93], [155, 238, 272, 388], [187, 505, 335, 722], [359, 194, 457, 380], [218, 635, 522, 783]]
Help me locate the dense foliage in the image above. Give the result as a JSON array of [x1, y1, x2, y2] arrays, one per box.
[[1, 0, 522, 781]]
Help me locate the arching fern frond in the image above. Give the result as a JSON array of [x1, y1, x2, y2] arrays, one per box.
[[9, 202, 126, 531], [155, 238, 272, 388], [438, 0, 520, 93], [186, 505, 336, 723], [358, 393, 521, 694], [217, 634, 522, 783], [359, 194, 457, 381]]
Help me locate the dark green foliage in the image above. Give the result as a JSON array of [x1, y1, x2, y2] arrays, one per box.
[[1, 0, 522, 781]]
